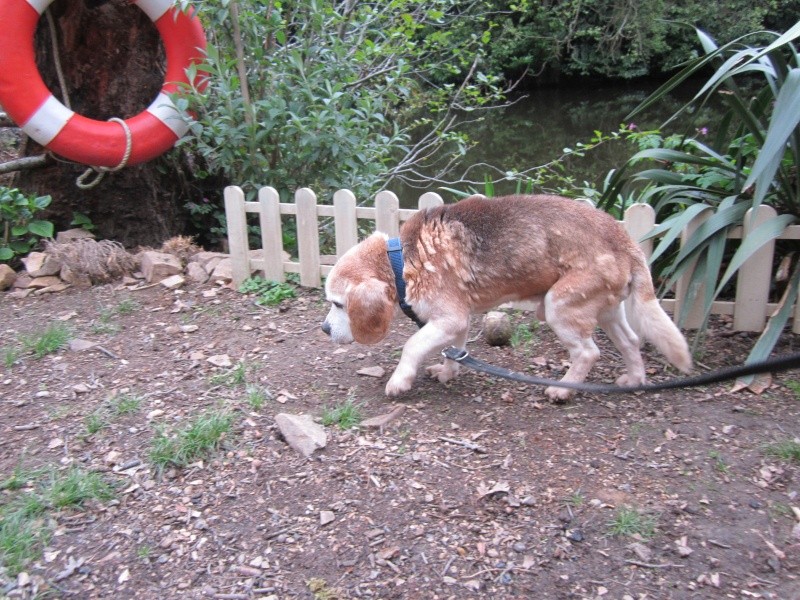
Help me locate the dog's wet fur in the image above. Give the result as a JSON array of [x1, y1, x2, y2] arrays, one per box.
[[322, 194, 691, 400]]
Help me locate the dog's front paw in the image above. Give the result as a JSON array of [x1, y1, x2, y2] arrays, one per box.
[[545, 384, 575, 403], [426, 362, 459, 384], [385, 372, 414, 397]]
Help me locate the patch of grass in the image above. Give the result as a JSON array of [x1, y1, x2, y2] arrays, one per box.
[[0, 510, 49, 576], [91, 310, 121, 335], [84, 412, 108, 436], [150, 410, 234, 470], [784, 380, 800, 400], [239, 276, 297, 306], [765, 439, 800, 463], [245, 385, 271, 410], [321, 397, 363, 430], [19, 322, 71, 358], [564, 490, 585, 507], [44, 467, 116, 509], [210, 362, 248, 387], [109, 392, 143, 416], [3, 345, 20, 368], [114, 298, 139, 315], [0, 465, 41, 492], [510, 322, 538, 348], [607, 506, 657, 539], [0, 466, 115, 576], [709, 450, 731, 474], [136, 545, 152, 560]]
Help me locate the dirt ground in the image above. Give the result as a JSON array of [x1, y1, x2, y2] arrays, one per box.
[[1, 279, 800, 599]]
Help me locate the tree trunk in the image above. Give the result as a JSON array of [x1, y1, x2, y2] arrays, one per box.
[[14, 0, 198, 248]]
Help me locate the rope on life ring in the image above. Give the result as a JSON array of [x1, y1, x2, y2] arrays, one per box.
[[0, 0, 207, 173], [76, 118, 132, 189]]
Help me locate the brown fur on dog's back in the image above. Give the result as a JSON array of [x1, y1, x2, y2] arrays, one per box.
[[402, 195, 637, 314]]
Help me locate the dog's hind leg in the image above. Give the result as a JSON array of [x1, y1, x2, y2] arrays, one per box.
[[542, 284, 602, 402], [598, 303, 646, 387]]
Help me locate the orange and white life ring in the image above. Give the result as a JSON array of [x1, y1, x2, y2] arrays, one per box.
[[0, 0, 207, 168]]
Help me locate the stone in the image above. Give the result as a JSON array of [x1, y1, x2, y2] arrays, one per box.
[[275, 413, 327, 458], [483, 311, 513, 346], [60, 265, 91, 288], [140, 251, 182, 283], [209, 258, 233, 283], [357, 366, 386, 378], [22, 252, 62, 277], [69, 339, 98, 352], [362, 405, 406, 429], [27, 275, 62, 289], [207, 354, 232, 367], [0, 264, 16, 290], [185, 262, 209, 284], [55, 228, 95, 243], [34, 282, 70, 295], [159, 274, 185, 289], [189, 251, 228, 273], [320, 510, 335, 526]]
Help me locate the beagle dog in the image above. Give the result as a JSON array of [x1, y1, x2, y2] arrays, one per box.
[[321, 194, 692, 401]]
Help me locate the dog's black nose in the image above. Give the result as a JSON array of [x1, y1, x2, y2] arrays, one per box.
[[321, 321, 331, 336]]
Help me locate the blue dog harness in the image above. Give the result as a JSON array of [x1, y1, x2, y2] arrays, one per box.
[[386, 237, 426, 328]]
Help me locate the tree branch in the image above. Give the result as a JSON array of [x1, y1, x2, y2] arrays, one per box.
[[0, 155, 50, 175]]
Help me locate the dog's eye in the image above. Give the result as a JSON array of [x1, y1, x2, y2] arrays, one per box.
[[331, 301, 343, 309]]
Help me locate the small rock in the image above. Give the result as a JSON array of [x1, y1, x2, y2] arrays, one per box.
[[27, 275, 62, 289], [56, 228, 95, 243], [274, 413, 327, 458], [72, 383, 91, 394], [207, 354, 232, 367], [357, 366, 385, 378], [22, 252, 62, 277], [35, 282, 70, 295], [361, 405, 406, 429], [209, 258, 233, 283], [160, 274, 185, 289], [320, 510, 335, 526], [140, 251, 182, 283], [483, 311, 513, 346], [185, 262, 210, 284], [0, 263, 17, 290], [69, 339, 98, 352]]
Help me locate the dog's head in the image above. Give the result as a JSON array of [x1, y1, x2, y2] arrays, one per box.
[[322, 233, 397, 345]]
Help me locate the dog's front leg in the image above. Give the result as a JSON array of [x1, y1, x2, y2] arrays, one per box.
[[385, 320, 467, 396]]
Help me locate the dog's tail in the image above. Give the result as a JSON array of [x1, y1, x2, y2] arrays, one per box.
[[627, 257, 693, 373]]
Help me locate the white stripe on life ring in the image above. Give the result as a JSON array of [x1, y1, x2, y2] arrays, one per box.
[[146, 92, 189, 139], [135, 0, 172, 22], [23, 95, 74, 146], [25, 0, 54, 16]]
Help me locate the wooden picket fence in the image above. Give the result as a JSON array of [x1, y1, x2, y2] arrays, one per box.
[[224, 185, 800, 334]]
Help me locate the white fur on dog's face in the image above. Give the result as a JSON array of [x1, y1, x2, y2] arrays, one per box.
[[322, 233, 396, 346], [322, 288, 354, 344]]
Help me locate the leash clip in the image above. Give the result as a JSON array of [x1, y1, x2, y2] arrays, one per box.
[[442, 347, 469, 362]]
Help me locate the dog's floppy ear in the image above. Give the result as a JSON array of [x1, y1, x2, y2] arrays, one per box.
[[348, 279, 395, 344]]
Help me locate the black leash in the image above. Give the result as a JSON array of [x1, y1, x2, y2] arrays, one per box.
[[441, 347, 800, 394]]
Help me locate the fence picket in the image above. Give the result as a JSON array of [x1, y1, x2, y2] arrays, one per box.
[[224, 186, 250, 286], [295, 188, 321, 287], [623, 203, 656, 258], [333, 189, 358, 256], [258, 186, 284, 282], [734, 205, 777, 332], [375, 191, 400, 236]]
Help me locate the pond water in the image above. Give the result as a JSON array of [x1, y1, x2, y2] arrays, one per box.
[[395, 78, 718, 206]]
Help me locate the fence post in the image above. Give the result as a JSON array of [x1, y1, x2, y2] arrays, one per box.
[[375, 191, 400, 236], [295, 188, 321, 288], [224, 185, 250, 287], [734, 205, 777, 331], [333, 189, 358, 256], [623, 203, 656, 259], [674, 207, 713, 329], [258, 186, 285, 282]]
